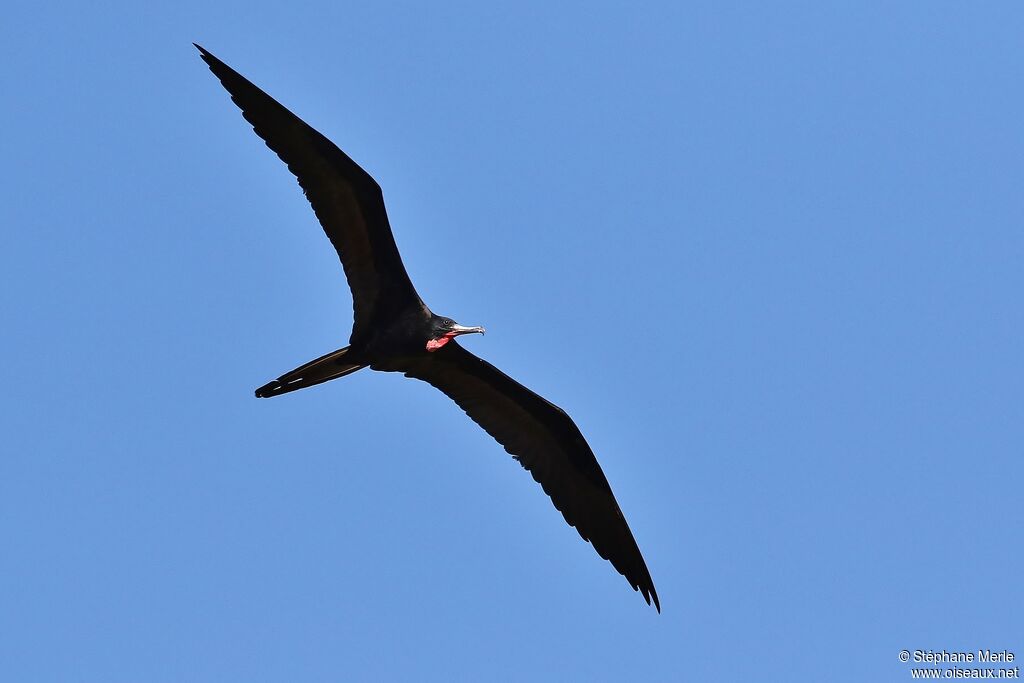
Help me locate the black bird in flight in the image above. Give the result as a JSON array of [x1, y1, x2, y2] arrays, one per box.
[[196, 44, 659, 611]]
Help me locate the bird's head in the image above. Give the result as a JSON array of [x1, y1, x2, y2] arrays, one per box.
[[426, 315, 485, 352]]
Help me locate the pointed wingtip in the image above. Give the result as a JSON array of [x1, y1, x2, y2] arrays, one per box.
[[641, 584, 661, 613], [193, 43, 219, 66]]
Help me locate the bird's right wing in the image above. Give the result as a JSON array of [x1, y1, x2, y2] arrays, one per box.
[[196, 45, 423, 337], [390, 342, 660, 611]]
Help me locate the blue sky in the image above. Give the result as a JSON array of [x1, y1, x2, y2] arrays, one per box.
[[2, 2, 1021, 681]]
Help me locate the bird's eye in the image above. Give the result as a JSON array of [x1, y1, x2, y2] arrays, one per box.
[[443, 319, 452, 326]]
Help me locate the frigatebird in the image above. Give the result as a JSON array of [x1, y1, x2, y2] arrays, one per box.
[[196, 44, 660, 611]]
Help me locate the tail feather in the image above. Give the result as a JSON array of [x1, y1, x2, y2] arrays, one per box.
[[255, 346, 365, 398]]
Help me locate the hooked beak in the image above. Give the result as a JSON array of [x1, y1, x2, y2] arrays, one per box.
[[448, 324, 486, 337]]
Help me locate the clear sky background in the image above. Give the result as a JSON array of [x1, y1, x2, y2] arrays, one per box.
[[2, 2, 1021, 681]]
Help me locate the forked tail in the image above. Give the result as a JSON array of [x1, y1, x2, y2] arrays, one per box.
[[255, 346, 366, 398]]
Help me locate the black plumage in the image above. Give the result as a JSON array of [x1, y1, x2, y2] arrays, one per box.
[[196, 44, 659, 611]]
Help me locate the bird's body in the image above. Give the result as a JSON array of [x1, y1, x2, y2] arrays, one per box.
[[196, 44, 659, 611]]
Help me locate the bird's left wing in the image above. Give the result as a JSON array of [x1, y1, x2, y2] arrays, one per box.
[[389, 342, 660, 611]]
